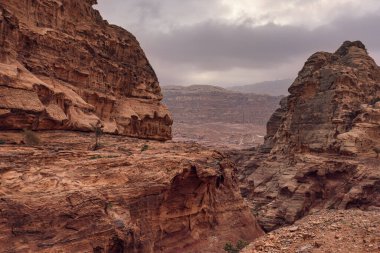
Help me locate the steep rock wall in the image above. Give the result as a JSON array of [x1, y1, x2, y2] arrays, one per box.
[[0, 0, 172, 140], [234, 41, 380, 232]]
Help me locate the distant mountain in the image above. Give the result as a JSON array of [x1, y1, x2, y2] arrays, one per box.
[[227, 79, 292, 96], [162, 85, 282, 125]]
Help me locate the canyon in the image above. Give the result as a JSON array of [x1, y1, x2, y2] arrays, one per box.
[[0, 1, 263, 252], [0, 0, 379, 252]]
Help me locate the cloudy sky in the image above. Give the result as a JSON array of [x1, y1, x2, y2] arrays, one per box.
[[95, 0, 380, 86]]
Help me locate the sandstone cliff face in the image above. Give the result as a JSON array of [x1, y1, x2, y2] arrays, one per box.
[[0, 131, 263, 253], [0, 0, 172, 140], [264, 41, 380, 154], [233, 41, 380, 232]]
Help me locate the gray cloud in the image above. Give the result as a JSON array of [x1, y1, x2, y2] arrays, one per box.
[[95, 1, 380, 86]]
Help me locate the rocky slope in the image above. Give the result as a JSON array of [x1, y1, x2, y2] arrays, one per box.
[[0, 131, 263, 253], [242, 209, 380, 253], [0, 0, 172, 140], [232, 41, 380, 232]]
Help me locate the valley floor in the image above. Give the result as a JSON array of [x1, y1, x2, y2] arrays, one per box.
[[172, 122, 266, 149]]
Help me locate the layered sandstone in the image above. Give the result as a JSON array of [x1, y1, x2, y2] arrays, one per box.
[[263, 41, 380, 154], [232, 41, 380, 232], [0, 0, 172, 140], [0, 131, 263, 253]]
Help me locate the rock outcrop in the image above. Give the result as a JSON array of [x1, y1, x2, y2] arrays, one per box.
[[264, 41, 380, 154], [232, 41, 380, 232], [242, 209, 380, 253], [0, 0, 172, 140], [0, 131, 263, 253]]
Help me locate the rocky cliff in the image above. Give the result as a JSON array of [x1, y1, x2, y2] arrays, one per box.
[[264, 41, 380, 154], [0, 0, 172, 140], [233, 41, 380, 232], [0, 131, 263, 253]]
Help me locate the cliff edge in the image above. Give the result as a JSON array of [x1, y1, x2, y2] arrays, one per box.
[[0, 0, 172, 140]]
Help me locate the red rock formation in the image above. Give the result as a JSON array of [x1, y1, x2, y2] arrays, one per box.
[[0, 131, 263, 253], [0, 0, 172, 140], [265, 41, 380, 154], [242, 209, 380, 253], [233, 41, 380, 232]]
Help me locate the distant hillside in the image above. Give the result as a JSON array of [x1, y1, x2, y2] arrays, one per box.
[[228, 79, 292, 96], [162, 85, 282, 125]]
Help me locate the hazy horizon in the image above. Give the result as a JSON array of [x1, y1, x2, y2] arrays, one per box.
[[159, 78, 292, 89], [95, 0, 380, 86]]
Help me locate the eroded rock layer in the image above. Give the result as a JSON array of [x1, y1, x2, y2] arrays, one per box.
[[0, 131, 263, 253], [264, 41, 380, 154], [0, 0, 172, 140], [233, 41, 380, 232]]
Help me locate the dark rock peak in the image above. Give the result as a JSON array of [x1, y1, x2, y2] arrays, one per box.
[[334, 40, 367, 56]]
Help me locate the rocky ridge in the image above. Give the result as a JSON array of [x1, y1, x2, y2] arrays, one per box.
[[0, 0, 172, 140], [163, 85, 282, 125], [0, 131, 263, 253], [162, 85, 282, 148], [233, 41, 380, 232]]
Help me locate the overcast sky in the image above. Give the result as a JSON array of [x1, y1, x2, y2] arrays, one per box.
[[95, 0, 380, 86]]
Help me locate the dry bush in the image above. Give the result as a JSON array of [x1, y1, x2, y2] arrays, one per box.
[[23, 129, 40, 146], [88, 122, 104, 151]]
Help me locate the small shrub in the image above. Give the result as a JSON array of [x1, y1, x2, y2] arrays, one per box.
[[141, 144, 149, 152], [89, 155, 102, 160], [89, 122, 104, 151], [23, 129, 40, 146], [224, 240, 249, 253], [0, 140, 5, 145]]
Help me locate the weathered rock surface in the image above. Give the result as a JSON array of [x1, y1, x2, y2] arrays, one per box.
[[232, 41, 380, 232], [0, 131, 263, 253], [0, 0, 172, 140], [242, 209, 380, 253], [264, 41, 380, 154]]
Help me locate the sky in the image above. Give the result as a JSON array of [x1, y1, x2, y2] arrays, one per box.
[[95, 0, 380, 86]]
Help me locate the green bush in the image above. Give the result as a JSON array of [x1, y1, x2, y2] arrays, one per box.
[[141, 144, 149, 152], [0, 140, 5, 145], [89, 155, 102, 160], [224, 240, 249, 253]]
